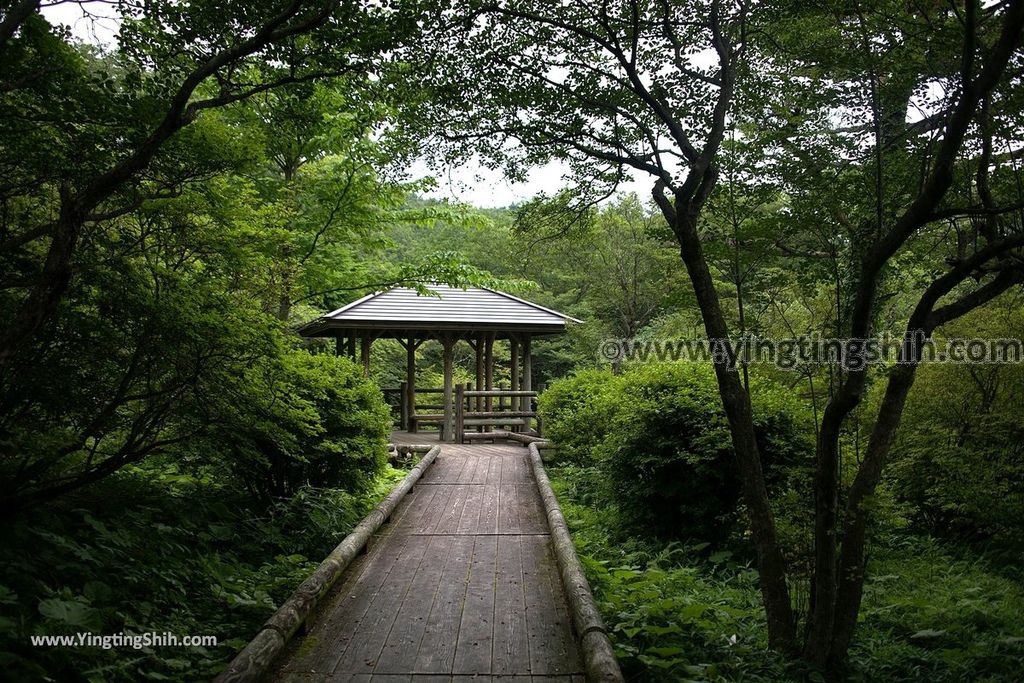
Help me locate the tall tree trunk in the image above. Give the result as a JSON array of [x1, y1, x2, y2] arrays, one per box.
[[668, 204, 797, 651], [0, 0, 38, 50], [826, 362, 916, 664], [0, 198, 82, 379], [826, 264, 1024, 664]]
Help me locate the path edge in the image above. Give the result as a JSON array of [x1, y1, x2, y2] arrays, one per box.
[[215, 443, 441, 683], [527, 442, 625, 683]]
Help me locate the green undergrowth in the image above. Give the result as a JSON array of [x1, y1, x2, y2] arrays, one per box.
[[0, 461, 409, 682], [548, 463, 1024, 682]]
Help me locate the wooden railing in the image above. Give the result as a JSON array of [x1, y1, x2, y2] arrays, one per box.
[[382, 386, 446, 432], [383, 384, 543, 442], [454, 386, 540, 443]]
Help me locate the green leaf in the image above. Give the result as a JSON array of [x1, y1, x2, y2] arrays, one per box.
[[38, 597, 102, 631]]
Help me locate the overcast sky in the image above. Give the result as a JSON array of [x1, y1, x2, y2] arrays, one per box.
[[410, 158, 647, 208]]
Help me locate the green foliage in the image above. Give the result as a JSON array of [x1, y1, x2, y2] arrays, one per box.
[[551, 467, 1024, 683], [536, 369, 618, 464], [0, 462, 408, 682], [846, 537, 1024, 682], [885, 359, 1024, 557], [203, 351, 392, 505], [542, 363, 812, 542]]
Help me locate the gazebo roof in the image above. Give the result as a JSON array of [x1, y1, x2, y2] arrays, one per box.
[[298, 284, 581, 338]]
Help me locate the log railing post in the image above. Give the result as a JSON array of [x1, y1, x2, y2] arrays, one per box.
[[455, 383, 467, 443]]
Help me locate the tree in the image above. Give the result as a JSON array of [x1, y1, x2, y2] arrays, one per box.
[[513, 193, 688, 340], [398, 0, 1024, 668], [0, 0, 411, 374]]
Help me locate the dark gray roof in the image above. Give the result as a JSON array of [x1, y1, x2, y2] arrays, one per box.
[[298, 285, 581, 338]]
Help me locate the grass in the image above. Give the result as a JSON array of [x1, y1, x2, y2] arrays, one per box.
[[547, 463, 1024, 682], [0, 460, 409, 682]]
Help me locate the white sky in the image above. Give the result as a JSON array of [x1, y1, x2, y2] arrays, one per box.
[[411, 158, 647, 208], [41, 1, 120, 44]]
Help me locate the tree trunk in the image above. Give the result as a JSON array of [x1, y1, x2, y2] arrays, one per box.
[[827, 362, 916, 664], [0, 200, 81, 378], [669, 206, 797, 651]]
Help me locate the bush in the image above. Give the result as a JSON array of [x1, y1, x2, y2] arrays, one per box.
[[549, 464, 1024, 683], [537, 368, 618, 463], [600, 364, 811, 541], [0, 461, 408, 682], [204, 349, 392, 505], [885, 362, 1024, 555], [541, 363, 812, 542]]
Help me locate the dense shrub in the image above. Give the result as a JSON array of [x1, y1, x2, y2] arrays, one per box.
[[541, 363, 812, 542], [550, 467, 1024, 683], [0, 462, 407, 682], [537, 368, 618, 463], [204, 350, 392, 505], [600, 364, 810, 540], [885, 362, 1024, 555]]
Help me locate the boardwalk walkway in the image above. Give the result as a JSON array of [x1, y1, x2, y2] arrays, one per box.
[[269, 437, 584, 682]]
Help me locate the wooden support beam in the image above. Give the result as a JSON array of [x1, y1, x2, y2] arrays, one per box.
[[399, 381, 408, 431], [441, 335, 456, 442], [346, 334, 356, 360], [405, 337, 417, 432], [474, 333, 484, 418], [522, 335, 533, 432], [360, 334, 371, 377], [510, 336, 520, 430], [484, 332, 494, 432], [335, 334, 344, 357]]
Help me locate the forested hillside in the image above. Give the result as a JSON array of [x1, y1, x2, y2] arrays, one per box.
[[2, 0, 1023, 681]]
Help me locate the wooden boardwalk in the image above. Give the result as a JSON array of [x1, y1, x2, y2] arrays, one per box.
[[268, 439, 584, 682]]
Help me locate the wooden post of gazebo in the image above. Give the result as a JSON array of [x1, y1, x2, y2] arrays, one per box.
[[484, 332, 494, 432], [522, 335, 532, 431], [441, 335, 456, 442], [401, 337, 420, 432], [360, 333, 372, 376], [474, 334, 484, 423], [510, 335, 520, 430]]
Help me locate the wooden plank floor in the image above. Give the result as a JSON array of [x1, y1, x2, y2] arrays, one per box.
[[267, 441, 584, 683]]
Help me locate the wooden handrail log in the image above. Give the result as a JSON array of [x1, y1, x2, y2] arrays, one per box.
[[527, 442, 623, 682], [215, 445, 441, 683], [463, 411, 536, 418], [463, 417, 528, 426]]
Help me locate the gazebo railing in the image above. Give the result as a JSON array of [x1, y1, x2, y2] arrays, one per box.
[[454, 385, 540, 443], [383, 384, 543, 443], [382, 386, 447, 432]]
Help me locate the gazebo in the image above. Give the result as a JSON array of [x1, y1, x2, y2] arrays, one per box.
[[297, 284, 579, 442]]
